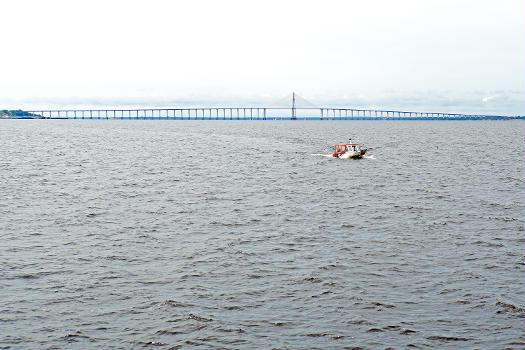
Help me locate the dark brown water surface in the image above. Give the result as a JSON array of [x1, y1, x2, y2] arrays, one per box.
[[1, 120, 524, 349]]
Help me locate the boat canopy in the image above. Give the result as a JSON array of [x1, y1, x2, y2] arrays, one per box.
[[334, 144, 360, 154]]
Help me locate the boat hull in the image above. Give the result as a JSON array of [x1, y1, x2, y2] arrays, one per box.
[[337, 149, 367, 159], [338, 151, 362, 159]]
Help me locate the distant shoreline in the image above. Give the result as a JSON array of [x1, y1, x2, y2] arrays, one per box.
[[0, 110, 42, 119]]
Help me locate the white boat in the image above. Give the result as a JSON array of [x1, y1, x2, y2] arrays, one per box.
[[333, 140, 367, 159]]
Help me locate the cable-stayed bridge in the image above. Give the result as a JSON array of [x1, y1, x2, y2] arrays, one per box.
[[25, 107, 515, 120], [25, 93, 516, 120]]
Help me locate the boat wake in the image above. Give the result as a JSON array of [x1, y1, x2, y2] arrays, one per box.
[[310, 153, 376, 159], [310, 153, 334, 158]]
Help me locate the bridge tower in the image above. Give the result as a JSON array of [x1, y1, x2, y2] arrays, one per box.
[[291, 92, 297, 120]]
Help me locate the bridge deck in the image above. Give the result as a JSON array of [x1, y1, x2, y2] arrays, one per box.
[[25, 107, 513, 120]]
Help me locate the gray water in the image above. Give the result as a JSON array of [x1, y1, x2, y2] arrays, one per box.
[[1, 120, 524, 350]]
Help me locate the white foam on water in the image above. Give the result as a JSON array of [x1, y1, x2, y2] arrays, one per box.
[[310, 153, 375, 160], [310, 153, 334, 158]]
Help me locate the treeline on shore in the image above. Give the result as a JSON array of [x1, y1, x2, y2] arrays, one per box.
[[0, 110, 40, 118]]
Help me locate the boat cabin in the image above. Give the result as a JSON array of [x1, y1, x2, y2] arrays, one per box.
[[333, 143, 360, 157]]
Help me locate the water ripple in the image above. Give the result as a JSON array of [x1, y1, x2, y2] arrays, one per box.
[[0, 120, 524, 349]]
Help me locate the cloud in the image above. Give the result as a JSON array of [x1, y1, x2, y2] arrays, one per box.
[[1, 0, 523, 107], [482, 95, 500, 103], [309, 89, 524, 115]]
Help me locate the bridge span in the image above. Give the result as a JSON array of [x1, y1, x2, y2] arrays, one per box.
[[26, 107, 513, 120]]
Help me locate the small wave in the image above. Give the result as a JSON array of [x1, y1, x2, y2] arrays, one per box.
[[427, 335, 470, 342], [165, 300, 187, 308], [217, 327, 246, 333], [63, 332, 93, 343], [347, 318, 373, 325], [305, 332, 332, 337], [156, 329, 183, 335], [367, 328, 384, 333], [304, 276, 323, 283], [135, 341, 168, 347], [224, 305, 243, 310], [189, 313, 213, 322], [496, 301, 525, 317], [13, 273, 39, 279], [381, 325, 417, 334], [364, 302, 395, 309]]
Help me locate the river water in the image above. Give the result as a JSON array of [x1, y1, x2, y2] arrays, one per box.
[[1, 120, 524, 350]]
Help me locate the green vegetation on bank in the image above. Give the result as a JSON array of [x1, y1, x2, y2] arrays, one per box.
[[0, 110, 40, 118]]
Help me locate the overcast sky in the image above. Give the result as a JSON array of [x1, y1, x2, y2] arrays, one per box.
[[1, 0, 523, 114]]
